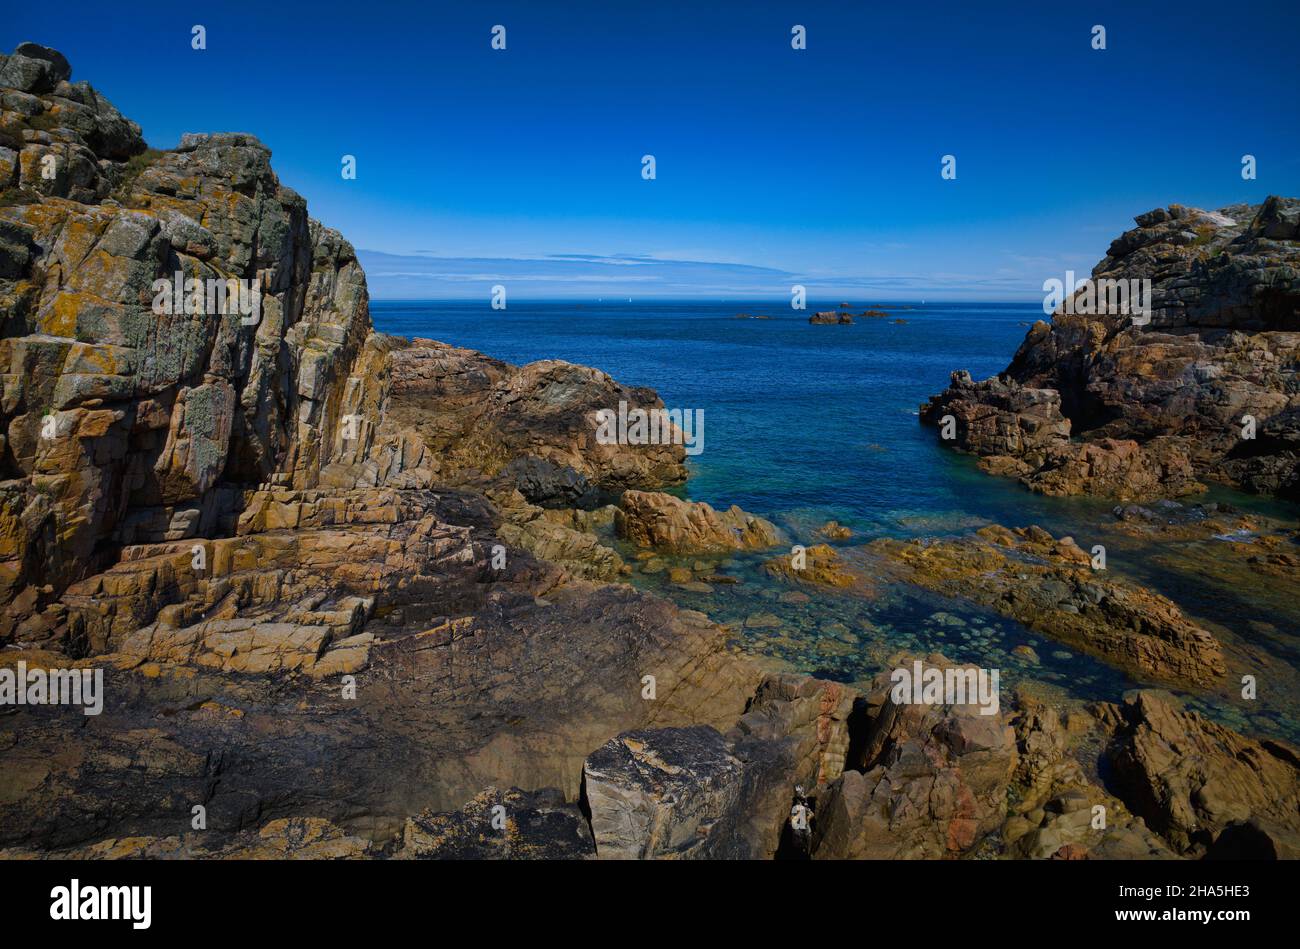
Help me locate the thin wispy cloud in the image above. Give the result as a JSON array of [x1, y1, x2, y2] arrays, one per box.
[[358, 249, 1048, 300]]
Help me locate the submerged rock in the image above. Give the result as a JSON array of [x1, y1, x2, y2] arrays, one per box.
[[864, 525, 1226, 689], [818, 520, 853, 540], [763, 543, 862, 589]]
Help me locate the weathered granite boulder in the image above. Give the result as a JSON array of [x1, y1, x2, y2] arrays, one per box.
[[615, 489, 782, 554], [383, 341, 687, 504], [811, 660, 1017, 859], [1003, 694, 1174, 859], [396, 786, 595, 859]]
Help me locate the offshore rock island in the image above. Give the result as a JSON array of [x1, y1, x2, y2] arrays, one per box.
[[1, 44, 1298, 860]]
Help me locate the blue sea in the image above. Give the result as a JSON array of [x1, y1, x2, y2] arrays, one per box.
[[372, 300, 1300, 742]]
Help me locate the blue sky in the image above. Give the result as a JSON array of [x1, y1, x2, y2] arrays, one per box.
[[6, 1, 1298, 299]]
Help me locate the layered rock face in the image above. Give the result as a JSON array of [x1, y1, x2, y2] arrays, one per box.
[[0, 41, 379, 636], [922, 199, 1300, 499]]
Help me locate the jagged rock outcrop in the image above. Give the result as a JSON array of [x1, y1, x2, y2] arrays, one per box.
[[812, 675, 1017, 858], [810, 659, 1177, 860], [921, 371, 1203, 499], [809, 311, 852, 325], [383, 340, 686, 503], [614, 489, 782, 554], [1103, 691, 1300, 858], [923, 199, 1300, 499], [1003, 695, 1173, 859]]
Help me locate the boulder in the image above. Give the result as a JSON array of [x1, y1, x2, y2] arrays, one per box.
[[615, 489, 782, 554]]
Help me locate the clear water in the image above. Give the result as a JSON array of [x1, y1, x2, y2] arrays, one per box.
[[372, 300, 1300, 743]]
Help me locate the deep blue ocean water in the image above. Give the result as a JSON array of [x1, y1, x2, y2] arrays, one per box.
[[371, 300, 1300, 741]]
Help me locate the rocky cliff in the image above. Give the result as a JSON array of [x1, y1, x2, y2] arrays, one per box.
[[922, 199, 1300, 500]]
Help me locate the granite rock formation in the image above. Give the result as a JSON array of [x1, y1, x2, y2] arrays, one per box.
[[614, 489, 782, 554], [922, 199, 1300, 499], [2, 44, 1295, 863]]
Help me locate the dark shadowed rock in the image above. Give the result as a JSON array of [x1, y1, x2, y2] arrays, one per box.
[[583, 676, 857, 859], [397, 787, 595, 859]]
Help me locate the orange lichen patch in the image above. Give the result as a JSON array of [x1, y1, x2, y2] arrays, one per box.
[[64, 341, 134, 376], [72, 409, 121, 439], [5, 200, 74, 234], [40, 290, 86, 337], [67, 248, 135, 302], [196, 700, 245, 718]]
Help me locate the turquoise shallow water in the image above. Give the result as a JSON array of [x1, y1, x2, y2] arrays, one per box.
[[372, 300, 1300, 742]]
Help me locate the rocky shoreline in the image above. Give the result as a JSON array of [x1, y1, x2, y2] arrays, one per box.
[[1, 43, 1297, 860]]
